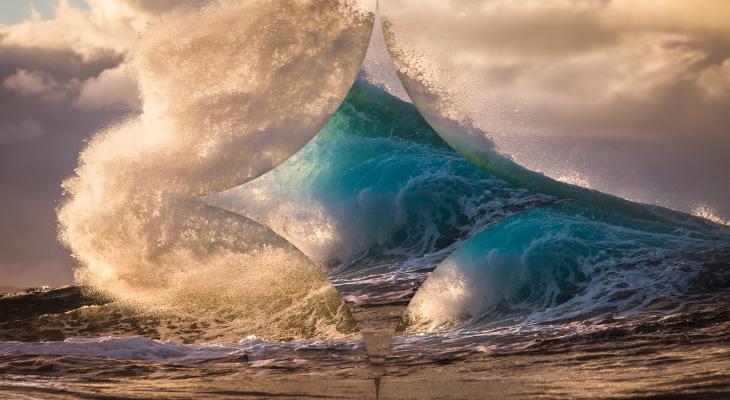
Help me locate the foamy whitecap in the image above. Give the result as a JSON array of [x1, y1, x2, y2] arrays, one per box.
[[692, 203, 730, 226]]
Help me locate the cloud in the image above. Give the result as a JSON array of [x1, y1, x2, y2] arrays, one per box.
[[3, 68, 74, 102], [0, 1, 129, 61], [0, 1, 195, 111], [4, 69, 55, 96], [383, 0, 730, 137], [0, 0, 202, 61], [698, 58, 730, 99], [3, 65, 139, 110], [0, 118, 45, 144], [75, 64, 139, 110]]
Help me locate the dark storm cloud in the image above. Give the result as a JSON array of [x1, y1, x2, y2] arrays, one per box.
[[0, 45, 121, 81]]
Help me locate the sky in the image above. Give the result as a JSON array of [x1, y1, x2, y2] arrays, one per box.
[[0, 0, 87, 24]]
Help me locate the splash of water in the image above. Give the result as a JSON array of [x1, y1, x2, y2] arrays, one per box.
[[58, 0, 374, 340], [693, 203, 730, 226]]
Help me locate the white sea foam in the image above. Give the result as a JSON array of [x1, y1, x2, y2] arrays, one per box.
[[0, 336, 361, 363], [692, 203, 730, 226]]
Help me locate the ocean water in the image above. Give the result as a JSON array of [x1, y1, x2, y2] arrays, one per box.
[[2, 80, 730, 399]]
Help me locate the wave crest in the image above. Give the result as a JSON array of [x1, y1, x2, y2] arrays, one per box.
[[57, 0, 374, 340]]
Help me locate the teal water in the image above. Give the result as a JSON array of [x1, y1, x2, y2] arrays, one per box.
[[214, 78, 730, 332]]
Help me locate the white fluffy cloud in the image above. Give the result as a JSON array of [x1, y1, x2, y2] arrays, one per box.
[[382, 0, 730, 138], [3, 68, 74, 102], [3, 66, 139, 110], [0, 0, 199, 61], [0, 1, 130, 61], [75, 64, 139, 110], [0, 1, 164, 112]]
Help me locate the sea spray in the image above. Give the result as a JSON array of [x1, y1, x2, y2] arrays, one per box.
[[58, 0, 374, 340]]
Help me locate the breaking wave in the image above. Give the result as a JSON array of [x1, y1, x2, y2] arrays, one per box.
[[57, 0, 374, 341], [57, 4, 730, 342]]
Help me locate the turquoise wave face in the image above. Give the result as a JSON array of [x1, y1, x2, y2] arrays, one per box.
[[212, 79, 550, 278], [212, 79, 730, 331], [408, 204, 730, 331]]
